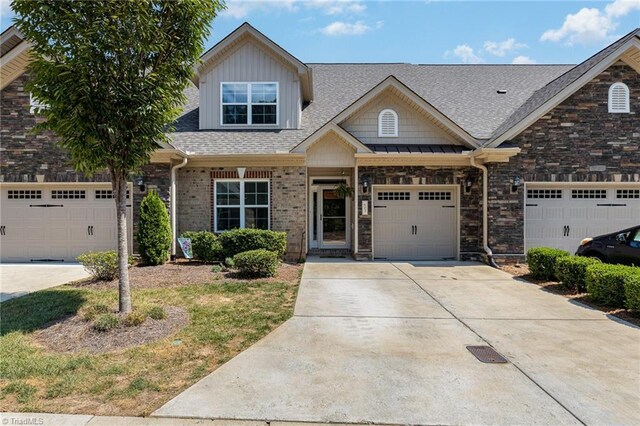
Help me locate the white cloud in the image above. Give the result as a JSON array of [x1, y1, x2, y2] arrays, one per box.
[[221, 0, 298, 19], [451, 44, 484, 64], [541, 0, 640, 45], [320, 20, 372, 36], [305, 0, 366, 15], [0, 0, 13, 18], [483, 38, 527, 57], [512, 55, 537, 64]]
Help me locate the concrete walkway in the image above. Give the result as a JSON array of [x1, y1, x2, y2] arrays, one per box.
[[154, 259, 640, 425], [0, 263, 89, 302]]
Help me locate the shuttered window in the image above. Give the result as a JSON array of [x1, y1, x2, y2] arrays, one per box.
[[608, 82, 630, 113], [378, 109, 398, 137]]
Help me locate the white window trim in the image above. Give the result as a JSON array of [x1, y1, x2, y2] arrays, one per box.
[[220, 82, 280, 126], [608, 82, 630, 113], [378, 108, 398, 137], [213, 179, 271, 232]]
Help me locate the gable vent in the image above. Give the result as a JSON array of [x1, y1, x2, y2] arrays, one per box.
[[378, 109, 398, 137], [608, 82, 630, 113]]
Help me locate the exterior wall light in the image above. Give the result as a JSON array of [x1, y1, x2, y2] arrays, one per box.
[[511, 176, 522, 194], [134, 175, 146, 192], [463, 178, 473, 194], [362, 179, 369, 194]]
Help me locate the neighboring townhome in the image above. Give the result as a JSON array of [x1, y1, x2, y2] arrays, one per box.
[[1, 23, 639, 263]]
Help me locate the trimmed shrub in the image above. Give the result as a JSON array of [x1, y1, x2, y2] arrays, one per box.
[[219, 229, 287, 258], [585, 263, 637, 307], [624, 273, 640, 311], [146, 306, 167, 320], [122, 310, 146, 327], [554, 256, 601, 292], [232, 249, 280, 278], [137, 191, 171, 265], [77, 251, 119, 280], [81, 304, 111, 321], [92, 313, 120, 332], [181, 231, 223, 262], [526, 247, 570, 280]]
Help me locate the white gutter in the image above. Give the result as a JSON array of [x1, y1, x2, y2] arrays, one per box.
[[170, 156, 188, 260], [470, 156, 499, 268]]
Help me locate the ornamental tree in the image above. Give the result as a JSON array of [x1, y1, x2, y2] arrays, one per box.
[[13, 0, 223, 312]]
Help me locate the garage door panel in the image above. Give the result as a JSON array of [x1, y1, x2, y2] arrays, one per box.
[[1, 186, 131, 262], [374, 187, 457, 260], [526, 186, 640, 253]]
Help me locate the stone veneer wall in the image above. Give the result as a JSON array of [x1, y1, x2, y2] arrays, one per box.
[[177, 166, 307, 260], [357, 166, 483, 260], [1, 72, 171, 251], [487, 62, 640, 259]]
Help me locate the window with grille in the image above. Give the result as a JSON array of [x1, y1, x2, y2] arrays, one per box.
[[214, 180, 269, 232], [221, 83, 278, 125], [95, 189, 130, 199], [419, 191, 452, 200], [608, 82, 630, 113], [616, 189, 640, 199], [527, 189, 562, 199], [7, 190, 42, 200], [571, 189, 607, 199], [51, 190, 86, 199], [378, 109, 398, 137], [377, 191, 410, 201]]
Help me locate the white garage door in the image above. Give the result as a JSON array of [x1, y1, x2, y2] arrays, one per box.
[[0, 186, 132, 262], [526, 186, 640, 253], [373, 187, 457, 260]]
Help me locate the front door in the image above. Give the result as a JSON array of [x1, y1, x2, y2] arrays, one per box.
[[309, 184, 350, 249]]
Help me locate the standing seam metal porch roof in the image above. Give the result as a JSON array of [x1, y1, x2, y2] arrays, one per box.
[[168, 63, 573, 155]]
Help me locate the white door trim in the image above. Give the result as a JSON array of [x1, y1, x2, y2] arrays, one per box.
[[371, 184, 460, 260]]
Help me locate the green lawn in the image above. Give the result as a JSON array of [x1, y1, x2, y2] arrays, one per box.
[[0, 272, 300, 415]]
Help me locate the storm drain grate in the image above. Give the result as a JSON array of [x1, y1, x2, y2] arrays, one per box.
[[466, 345, 508, 363]]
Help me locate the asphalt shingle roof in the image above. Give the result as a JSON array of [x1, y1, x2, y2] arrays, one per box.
[[169, 63, 573, 155]]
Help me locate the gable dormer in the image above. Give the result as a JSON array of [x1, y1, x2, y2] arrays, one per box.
[[193, 23, 312, 130]]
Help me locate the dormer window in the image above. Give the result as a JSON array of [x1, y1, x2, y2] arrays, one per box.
[[378, 109, 398, 137], [608, 82, 630, 113], [221, 82, 278, 125]]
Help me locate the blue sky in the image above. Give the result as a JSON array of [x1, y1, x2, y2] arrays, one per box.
[[2, 1, 639, 65]]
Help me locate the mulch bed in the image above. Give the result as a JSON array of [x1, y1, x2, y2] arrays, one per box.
[[501, 263, 640, 327], [71, 260, 302, 289], [33, 306, 189, 354]]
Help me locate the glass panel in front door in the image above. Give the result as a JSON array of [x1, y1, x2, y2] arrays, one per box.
[[322, 189, 346, 245]]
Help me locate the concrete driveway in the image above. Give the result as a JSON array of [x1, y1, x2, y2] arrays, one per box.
[[0, 263, 89, 302], [154, 259, 640, 425]]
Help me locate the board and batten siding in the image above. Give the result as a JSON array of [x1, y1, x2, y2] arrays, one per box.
[[199, 40, 301, 130], [342, 92, 461, 145]]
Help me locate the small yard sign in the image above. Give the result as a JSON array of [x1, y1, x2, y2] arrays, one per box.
[[177, 238, 193, 259]]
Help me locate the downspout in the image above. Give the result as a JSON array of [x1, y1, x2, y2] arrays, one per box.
[[170, 156, 188, 261], [470, 156, 499, 268]]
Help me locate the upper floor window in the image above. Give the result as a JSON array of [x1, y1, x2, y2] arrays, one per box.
[[608, 82, 630, 113], [378, 109, 398, 137], [221, 82, 278, 125]]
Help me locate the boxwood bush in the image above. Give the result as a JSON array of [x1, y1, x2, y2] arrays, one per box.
[[77, 251, 119, 280], [181, 231, 222, 262], [624, 273, 640, 311], [232, 249, 280, 278], [137, 190, 171, 265], [554, 256, 601, 292], [585, 263, 637, 307], [219, 229, 287, 258], [526, 247, 570, 280]]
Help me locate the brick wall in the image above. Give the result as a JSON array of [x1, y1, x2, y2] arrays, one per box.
[[357, 166, 482, 259], [488, 62, 640, 258], [177, 166, 307, 260]]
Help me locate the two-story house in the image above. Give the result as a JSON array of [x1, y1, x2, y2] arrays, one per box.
[[1, 23, 639, 263]]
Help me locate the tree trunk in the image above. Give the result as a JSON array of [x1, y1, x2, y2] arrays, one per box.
[[113, 170, 132, 313]]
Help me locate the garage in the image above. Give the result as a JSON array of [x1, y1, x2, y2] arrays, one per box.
[[525, 185, 640, 253], [373, 186, 457, 260], [0, 184, 132, 262]]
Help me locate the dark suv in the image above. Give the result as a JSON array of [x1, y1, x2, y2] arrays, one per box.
[[576, 225, 640, 266]]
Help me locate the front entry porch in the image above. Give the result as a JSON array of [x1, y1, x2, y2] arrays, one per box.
[[307, 173, 353, 255]]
